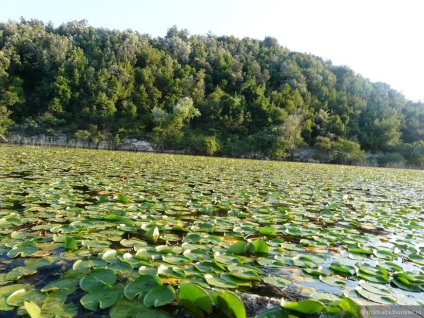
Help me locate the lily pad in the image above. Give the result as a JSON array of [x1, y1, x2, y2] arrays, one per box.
[[204, 274, 237, 288], [124, 275, 162, 301], [80, 268, 117, 291], [216, 291, 246, 318], [281, 298, 325, 314], [80, 284, 120, 310], [263, 275, 292, 288], [143, 285, 176, 307], [7, 241, 38, 258], [178, 283, 213, 314]]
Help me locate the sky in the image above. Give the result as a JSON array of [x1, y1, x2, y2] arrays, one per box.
[[1, 0, 423, 102]]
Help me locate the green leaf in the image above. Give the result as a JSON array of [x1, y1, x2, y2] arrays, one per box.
[[162, 254, 191, 265], [256, 306, 290, 318], [7, 288, 45, 307], [360, 281, 392, 296], [217, 291, 246, 318], [408, 253, 424, 266], [185, 233, 202, 244], [80, 284, 120, 310], [228, 241, 247, 255], [251, 239, 269, 255], [319, 274, 346, 287], [6, 266, 37, 281], [214, 253, 241, 265], [262, 275, 291, 288], [124, 275, 162, 301], [64, 236, 78, 250], [109, 299, 148, 318], [377, 261, 403, 272], [0, 284, 27, 311], [227, 264, 261, 281], [24, 301, 41, 318], [204, 274, 237, 288], [303, 266, 332, 277], [178, 284, 213, 314], [355, 286, 397, 304], [281, 298, 325, 314], [41, 277, 80, 292], [80, 268, 116, 291], [338, 297, 360, 318], [157, 264, 185, 278], [329, 261, 355, 276], [391, 277, 423, 292], [7, 241, 38, 258], [348, 247, 373, 255], [259, 227, 276, 237], [143, 285, 176, 307], [116, 194, 130, 204], [73, 259, 92, 273]]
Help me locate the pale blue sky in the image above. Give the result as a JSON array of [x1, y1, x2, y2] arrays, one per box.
[[1, 0, 423, 101]]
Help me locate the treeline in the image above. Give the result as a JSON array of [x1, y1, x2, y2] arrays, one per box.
[[1, 19, 423, 166]]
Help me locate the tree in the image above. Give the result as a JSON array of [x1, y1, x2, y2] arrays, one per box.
[[315, 136, 364, 164], [152, 97, 200, 149], [0, 106, 14, 135], [271, 112, 304, 159]]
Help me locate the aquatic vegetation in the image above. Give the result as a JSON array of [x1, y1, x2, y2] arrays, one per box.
[[0, 145, 423, 317]]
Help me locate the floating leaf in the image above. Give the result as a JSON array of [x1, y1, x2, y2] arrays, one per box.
[[217, 291, 246, 318], [228, 241, 248, 255], [263, 275, 291, 288], [259, 227, 276, 237], [143, 285, 176, 307], [24, 301, 41, 318], [251, 239, 269, 255], [256, 306, 289, 318], [185, 233, 202, 244], [355, 286, 397, 304], [281, 298, 325, 314], [214, 253, 241, 265], [80, 284, 120, 310], [7, 241, 38, 258], [178, 284, 213, 314], [348, 247, 373, 255], [6, 266, 37, 281], [319, 274, 346, 287], [157, 264, 184, 278], [339, 297, 360, 318], [7, 288, 45, 307], [377, 261, 403, 272], [80, 268, 116, 292], [227, 264, 261, 281], [204, 274, 237, 288], [359, 282, 392, 296], [124, 275, 162, 301], [41, 277, 80, 294], [162, 254, 191, 265], [408, 253, 424, 266], [391, 277, 423, 292], [116, 194, 130, 204], [0, 284, 27, 311], [303, 266, 332, 277], [64, 236, 78, 250]]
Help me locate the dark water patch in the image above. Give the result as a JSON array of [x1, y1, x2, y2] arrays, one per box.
[[24, 263, 65, 288]]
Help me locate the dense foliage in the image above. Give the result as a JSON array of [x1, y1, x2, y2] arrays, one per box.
[[1, 19, 423, 165]]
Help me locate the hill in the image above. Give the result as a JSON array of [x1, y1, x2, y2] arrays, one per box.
[[1, 19, 423, 166]]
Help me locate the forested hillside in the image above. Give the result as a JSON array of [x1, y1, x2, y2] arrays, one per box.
[[1, 19, 423, 166]]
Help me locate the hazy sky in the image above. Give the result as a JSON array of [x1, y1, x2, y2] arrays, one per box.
[[1, 0, 423, 101]]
